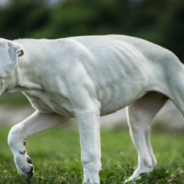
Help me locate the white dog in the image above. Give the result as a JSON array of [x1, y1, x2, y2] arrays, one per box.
[[0, 35, 182, 183]]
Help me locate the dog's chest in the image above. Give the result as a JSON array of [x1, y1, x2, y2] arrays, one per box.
[[23, 90, 73, 116]]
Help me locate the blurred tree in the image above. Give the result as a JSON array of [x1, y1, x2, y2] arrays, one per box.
[[0, 1, 50, 39]]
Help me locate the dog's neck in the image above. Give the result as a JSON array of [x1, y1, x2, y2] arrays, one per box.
[[3, 69, 18, 93], [2, 57, 43, 94]]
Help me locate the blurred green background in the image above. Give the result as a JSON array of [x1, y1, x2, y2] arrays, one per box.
[[1, 0, 184, 61]]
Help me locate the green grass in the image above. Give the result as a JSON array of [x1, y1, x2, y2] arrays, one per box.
[[0, 126, 184, 184]]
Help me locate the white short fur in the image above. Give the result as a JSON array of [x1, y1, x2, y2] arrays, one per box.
[[0, 35, 183, 183]]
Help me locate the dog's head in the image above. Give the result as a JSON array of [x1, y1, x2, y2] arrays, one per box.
[[0, 38, 24, 79], [0, 38, 24, 94]]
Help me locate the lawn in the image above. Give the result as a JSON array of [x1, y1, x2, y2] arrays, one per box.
[[0, 126, 184, 184]]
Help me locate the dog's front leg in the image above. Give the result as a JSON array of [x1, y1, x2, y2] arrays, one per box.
[[8, 111, 69, 179], [76, 109, 101, 184]]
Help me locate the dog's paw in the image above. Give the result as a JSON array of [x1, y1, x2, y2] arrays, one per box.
[[124, 176, 140, 183], [124, 167, 153, 183], [83, 175, 100, 184], [15, 152, 34, 179]]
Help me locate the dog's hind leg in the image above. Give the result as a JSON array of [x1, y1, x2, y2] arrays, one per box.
[[8, 111, 69, 179], [125, 91, 168, 182]]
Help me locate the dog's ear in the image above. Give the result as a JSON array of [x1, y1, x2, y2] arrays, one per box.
[[0, 39, 24, 78]]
